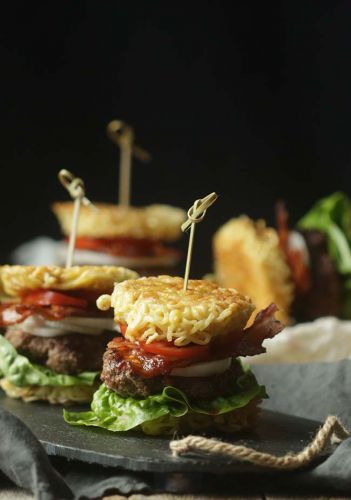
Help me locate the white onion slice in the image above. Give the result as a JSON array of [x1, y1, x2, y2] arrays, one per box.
[[8, 315, 118, 338], [60, 317, 117, 330], [170, 357, 232, 378]]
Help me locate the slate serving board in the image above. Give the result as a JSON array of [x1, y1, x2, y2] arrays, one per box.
[[0, 391, 330, 475]]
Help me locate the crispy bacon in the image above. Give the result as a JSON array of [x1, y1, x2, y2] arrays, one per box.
[[0, 303, 93, 327], [235, 303, 284, 357], [276, 200, 311, 295], [107, 304, 284, 376], [107, 337, 182, 377]]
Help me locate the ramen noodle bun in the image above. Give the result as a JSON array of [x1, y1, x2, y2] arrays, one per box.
[[97, 275, 254, 345]]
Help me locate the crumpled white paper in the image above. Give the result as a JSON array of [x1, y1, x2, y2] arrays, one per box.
[[248, 316, 351, 364]]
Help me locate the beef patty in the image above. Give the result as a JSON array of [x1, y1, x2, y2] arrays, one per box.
[[5, 329, 114, 375], [101, 347, 243, 400]]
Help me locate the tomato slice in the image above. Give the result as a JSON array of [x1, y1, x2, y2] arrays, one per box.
[[74, 236, 177, 258], [21, 290, 88, 309], [75, 237, 109, 252], [118, 323, 244, 361], [140, 340, 210, 361]]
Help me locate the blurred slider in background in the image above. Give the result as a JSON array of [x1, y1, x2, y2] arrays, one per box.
[[12, 120, 186, 276], [213, 192, 351, 324], [52, 202, 185, 274]]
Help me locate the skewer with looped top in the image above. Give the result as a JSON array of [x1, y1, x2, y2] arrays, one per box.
[[58, 169, 96, 268], [182, 192, 218, 291], [107, 120, 151, 207]]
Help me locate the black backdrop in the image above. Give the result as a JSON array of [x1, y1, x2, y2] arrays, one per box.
[[0, 1, 350, 276]]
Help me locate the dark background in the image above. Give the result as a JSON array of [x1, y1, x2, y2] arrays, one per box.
[[0, 1, 350, 276]]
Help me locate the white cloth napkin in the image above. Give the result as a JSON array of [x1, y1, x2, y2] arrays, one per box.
[[248, 316, 351, 364]]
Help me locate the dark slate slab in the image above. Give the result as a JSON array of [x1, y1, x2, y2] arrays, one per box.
[[0, 391, 331, 475]]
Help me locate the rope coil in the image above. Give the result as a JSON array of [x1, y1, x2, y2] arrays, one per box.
[[170, 415, 350, 470]]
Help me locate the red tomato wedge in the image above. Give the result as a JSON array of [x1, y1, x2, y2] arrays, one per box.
[[21, 290, 88, 309], [118, 323, 210, 360], [75, 237, 109, 252], [74, 236, 161, 257], [140, 340, 210, 361]]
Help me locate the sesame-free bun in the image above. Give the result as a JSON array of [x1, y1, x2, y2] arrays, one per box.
[[140, 395, 261, 435], [0, 379, 97, 404], [97, 275, 254, 346], [1, 265, 138, 297], [52, 202, 186, 241], [213, 216, 293, 323]]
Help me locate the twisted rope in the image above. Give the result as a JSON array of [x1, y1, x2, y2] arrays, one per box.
[[170, 415, 350, 470]]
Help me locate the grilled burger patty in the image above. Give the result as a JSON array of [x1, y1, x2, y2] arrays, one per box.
[[101, 347, 244, 400], [5, 329, 114, 375]]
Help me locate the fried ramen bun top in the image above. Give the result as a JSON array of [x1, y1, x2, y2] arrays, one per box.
[[213, 216, 293, 324], [0, 266, 9, 302], [52, 202, 186, 241], [97, 275, 254, 346], [1, 265, 138, 297]]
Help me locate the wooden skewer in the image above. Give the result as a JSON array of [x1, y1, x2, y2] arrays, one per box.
[[106, 120, 151, 207], [182, 192, 218, 291], [58, 169, 96, 268]]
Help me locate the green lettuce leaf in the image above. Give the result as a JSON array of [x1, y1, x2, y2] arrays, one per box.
[[298, 192, 351, 275], [0, 334, 98, 387], [64, 366, 265, 432]]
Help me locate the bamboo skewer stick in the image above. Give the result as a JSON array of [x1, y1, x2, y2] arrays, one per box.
[[58, 169, 96, 268], [106, 120, 151, 207], [182, 192, 218, 291]]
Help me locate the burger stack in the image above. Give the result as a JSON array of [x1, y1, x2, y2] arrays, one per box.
[[214, 192, 351, 323], [64, 275, 283, 434], [0, 265, 137, 403], [52, 202, 186, 275]]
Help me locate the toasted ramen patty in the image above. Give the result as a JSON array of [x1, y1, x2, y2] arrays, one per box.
[[5, 329, 114, 375], [101, 347, 243, 400]]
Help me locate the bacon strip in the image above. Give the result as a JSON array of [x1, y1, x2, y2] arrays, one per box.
[[107, 337, 180, 378], [0, 303, 92, 327], [235, 303, 284, 357]]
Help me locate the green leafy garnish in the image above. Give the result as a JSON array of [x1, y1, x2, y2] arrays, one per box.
[[64, 367, 265, 433]]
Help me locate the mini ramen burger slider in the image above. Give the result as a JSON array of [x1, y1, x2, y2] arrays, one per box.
[[52, 202, 186, 271], [214, 194, 348, 323], [0, 265, 138, 403], [64, 276, 284, 435]]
